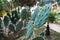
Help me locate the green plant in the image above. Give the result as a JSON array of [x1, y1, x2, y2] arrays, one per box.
[[49, 11, 57, 23]]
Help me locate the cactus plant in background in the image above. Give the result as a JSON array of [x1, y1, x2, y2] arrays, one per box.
[[49, 11, 57, 23]]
